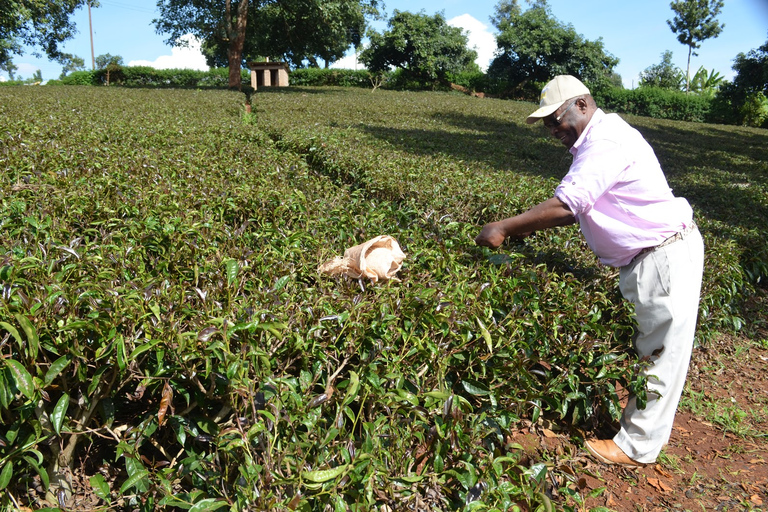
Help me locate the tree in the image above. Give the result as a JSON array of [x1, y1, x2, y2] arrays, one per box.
[[731, 36, 768, 97], [155, 0, 379, 90], [667, 0, 724, 92], [247, 0, 379, 68], [0, 1, 97, 70], [1, 58, 17, 80], [359, 10, 478, 89], [711, 35, 768, 127], [94, 53, 123, 70], [155, 0, 250, 90], [489, 0, 521, 29], [688, 66, 724, 96], [59, 53, 86, 79], [638, 50, 684, 90], [198, 0, 378, 69], [488, 0, 619, 99]]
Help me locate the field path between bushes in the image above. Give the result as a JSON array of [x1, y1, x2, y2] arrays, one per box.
[[515, 330, 768, 511]]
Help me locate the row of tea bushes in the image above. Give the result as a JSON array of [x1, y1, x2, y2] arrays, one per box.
[[1, 85, 765, 510]]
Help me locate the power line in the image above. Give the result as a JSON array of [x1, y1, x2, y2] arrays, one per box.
[[97, 0, 157, 15]]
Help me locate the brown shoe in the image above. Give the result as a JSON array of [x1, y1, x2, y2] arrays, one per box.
[[584, 439, 644, 468]]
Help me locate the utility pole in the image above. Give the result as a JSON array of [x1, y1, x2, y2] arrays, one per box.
[[88, 1, 95, 70]]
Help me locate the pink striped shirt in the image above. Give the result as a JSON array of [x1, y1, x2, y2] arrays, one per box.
[[554, 109, 693, 267]]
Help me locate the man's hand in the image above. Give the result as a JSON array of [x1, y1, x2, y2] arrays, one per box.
[[475, 198, 573, 249], [475, 222, 508, 248]]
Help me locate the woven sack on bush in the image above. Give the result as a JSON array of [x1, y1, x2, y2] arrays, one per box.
[[318, 235, 405, 282]]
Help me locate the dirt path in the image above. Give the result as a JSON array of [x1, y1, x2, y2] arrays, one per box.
[[578, 337, 768, 511]]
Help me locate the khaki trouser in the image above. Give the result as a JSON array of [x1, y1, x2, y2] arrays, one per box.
[[614, 226, 705, 463]]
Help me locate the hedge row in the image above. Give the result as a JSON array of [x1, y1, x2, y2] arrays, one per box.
[[42, 65, 757, 126], [592, 86, 712, 123], [49, 67, 251, 88]]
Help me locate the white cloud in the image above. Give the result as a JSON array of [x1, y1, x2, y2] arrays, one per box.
[[447, 14, 497, 72], [128, 34, 208, 70], [330, 51, 364, 70], [11, 63, 42, 79]]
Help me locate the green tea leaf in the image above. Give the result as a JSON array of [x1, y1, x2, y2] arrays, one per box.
[[0, 322, 22, 345], [476, 317, 492, 355], [273, 275, 291, 291], [0, 265, 12, 280], [224, 259, 239, 287], [120, 468, 150, 493], [90, 474, 111, 500], [116, 336, 127, 371], [15, 314, 39, 359], [44, 355, 71, 387], [302, 464, 349, 482], [189, 499, 229, 512], [0, 461, 13, 490], [51, 393, 70, 435], [5, 359, 34, 398], [342, 370, 359, 405], [0, 371, 10, 409], [461, 378, 490, 396], [24, 454, 49, 489]]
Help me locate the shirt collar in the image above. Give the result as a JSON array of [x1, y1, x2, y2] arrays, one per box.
[[569, 108, 605, 155]]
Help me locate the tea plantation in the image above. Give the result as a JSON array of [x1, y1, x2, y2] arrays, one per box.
[[1, 86, 766, 511]]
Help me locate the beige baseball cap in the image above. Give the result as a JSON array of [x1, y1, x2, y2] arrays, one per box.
[[526, 75, 591, 124]]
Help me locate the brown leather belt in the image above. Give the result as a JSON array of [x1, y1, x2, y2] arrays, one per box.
[[632, 221, 697, 263]]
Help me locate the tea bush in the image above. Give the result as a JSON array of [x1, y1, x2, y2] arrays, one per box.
[[1, 86, 766, 511]]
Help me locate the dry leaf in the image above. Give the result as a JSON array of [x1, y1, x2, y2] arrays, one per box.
[[158, 380, 173, 426], [542, 428, 558, 438], [751, 495, 763, 505], [647, 477, 672, 493], [654, 464, 673, 478]]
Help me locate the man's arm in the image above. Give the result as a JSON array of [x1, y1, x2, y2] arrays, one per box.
[[475, 197, 576, 249]]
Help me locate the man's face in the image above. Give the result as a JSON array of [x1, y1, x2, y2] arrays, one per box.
[[543, 98, 585, 148]]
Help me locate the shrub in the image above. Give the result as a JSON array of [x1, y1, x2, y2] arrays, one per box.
[[594, 86, 711, 122], [289, 68, 377, 88], [51, 70, 96, 85], [447, 71, 488, 93], [48, 67, 251, 88], [739, 91, 768, 127]]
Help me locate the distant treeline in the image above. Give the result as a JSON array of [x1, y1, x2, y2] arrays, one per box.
[[8, 66, 759, 128]]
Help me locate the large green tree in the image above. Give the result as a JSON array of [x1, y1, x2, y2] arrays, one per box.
[[667, 0, 724, 92], [638, 50, 684, 90], [711, 35, 768, 127], [359, 10, 479, 89], [154, 0, 379, 89], [731, 37, 768, 97], [488, 0, 619, 99], [247, 0, 378, 68], [155, 0, 249, 90], [0, 0, 96, 73]]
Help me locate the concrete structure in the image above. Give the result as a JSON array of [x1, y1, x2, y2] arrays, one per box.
[[247, 60, 290, 89]]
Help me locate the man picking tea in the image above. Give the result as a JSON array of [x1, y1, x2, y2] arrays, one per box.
[[476, 75, 704, 467]]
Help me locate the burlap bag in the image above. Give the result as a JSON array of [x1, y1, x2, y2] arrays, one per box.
[[318, 235, 405, 282]]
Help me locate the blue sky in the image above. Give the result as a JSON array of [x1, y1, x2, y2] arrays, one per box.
[[4, 0, 767, 89]]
